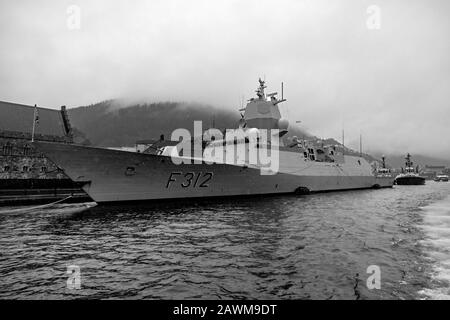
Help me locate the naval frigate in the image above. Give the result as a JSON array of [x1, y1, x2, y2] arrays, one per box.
[[34, 79, 394, 203]]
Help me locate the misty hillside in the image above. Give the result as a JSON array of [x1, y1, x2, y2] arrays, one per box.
[[67, 100, 448, 169], [318, 139, 449, 168], [69, 100, 238, 147], [68, 100, 313, 147], [371, 153, 450, 168]]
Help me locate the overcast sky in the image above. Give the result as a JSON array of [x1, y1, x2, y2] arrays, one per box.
[[0, 0, 449, 157]]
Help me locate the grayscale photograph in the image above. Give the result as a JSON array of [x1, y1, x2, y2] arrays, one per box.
[[0, 0, 449, 306]]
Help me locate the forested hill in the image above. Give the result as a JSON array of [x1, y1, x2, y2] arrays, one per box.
[[67, 100, 450, 168], [68, 100, 238, 147], [68, 100, 313, 147]]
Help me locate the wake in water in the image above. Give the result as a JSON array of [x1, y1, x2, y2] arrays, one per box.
[[419, 194, 450, 299]]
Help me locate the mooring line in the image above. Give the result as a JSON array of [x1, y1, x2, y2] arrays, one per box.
[[0, 196, 73, 214]]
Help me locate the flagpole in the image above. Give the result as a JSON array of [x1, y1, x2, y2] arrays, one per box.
[[360, 132, 362, 157], [31, 104, 37, 142]]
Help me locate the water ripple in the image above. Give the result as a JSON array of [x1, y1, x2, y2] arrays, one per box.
[[1, 183, 450, 299]]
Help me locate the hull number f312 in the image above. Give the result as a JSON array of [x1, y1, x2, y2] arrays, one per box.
[[166, 172, 213, 188]]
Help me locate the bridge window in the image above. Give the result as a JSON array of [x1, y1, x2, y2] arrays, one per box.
[[2, 145, 13, 155], [23, 145, 31, 156]]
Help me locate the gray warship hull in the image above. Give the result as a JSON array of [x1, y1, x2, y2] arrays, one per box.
[[34, 142, 394, 204]]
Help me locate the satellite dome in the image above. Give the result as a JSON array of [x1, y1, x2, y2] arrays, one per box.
[[247, 128, 260, 137], [278, 118, 289, 130]]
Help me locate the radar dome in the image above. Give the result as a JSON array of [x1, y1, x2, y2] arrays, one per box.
[[247, 128, 260, 137], [278, 118, 289, 130]]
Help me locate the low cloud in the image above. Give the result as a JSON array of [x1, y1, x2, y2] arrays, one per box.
[[0, 0, 449, 158]]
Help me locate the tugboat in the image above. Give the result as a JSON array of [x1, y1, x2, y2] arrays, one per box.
[[33, 79, 394, 204], [375, 155, 393, 180], [394, 153, 425, 185]]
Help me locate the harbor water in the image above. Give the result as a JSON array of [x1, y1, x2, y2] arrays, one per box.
[[1, 182, 449, 299]]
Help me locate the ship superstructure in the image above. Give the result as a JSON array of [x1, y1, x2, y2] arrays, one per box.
[[34, 80, 394, 203], [375, 155, 393, 179]]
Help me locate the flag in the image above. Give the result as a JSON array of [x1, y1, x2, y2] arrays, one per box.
[[34, 104, 39, 124], [31, 104, 39, 142]]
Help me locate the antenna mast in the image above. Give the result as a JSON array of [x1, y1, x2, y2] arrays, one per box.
[[359, 132, 362, 157]]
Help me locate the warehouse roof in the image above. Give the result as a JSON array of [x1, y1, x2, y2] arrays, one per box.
[[0, 100, 71, 139]]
